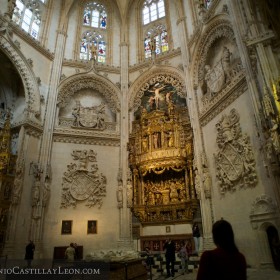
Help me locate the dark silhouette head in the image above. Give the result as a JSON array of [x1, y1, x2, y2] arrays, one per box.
[[212, 219, 238, 253]]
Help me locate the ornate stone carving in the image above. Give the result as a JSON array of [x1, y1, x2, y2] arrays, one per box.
[[0, 35, 41, 117], [214, 109, 257, 194], [194, 169, 201, 199], [251, 194, 277, 216], [57, 74, 120, 113], [60, 149, 107, 208], [199, 78, 247, 126], [72, 101, 106, 130], [250, 195, 280, 230], [127, 169, 133, 208], [194, 20, 235, 83], [116, 168, 123, 208], [11, 159, 25, 205]]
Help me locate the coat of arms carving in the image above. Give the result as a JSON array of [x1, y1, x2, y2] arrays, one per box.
[[72, 101, 106, 129], [60, 149, 107, 208], [214, 109, 257, 194]]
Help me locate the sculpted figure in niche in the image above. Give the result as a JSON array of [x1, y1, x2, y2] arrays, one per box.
[[97, 102, 106, 129], [270, 119, 280, 155], [221, 46, 231, 82], [170, 185, 179, 203], [204, 46, 232, 96], [12, 176, 22, 204], [116, 186, 123, 208], [148, 191, 155, 205], [155, 192, 163, 205], [153, 133, 160, 149], [142, 137, 148, 152], [42, 180, 50, 207], [179, 189, 187, 202], [168, 131, 174, 147], [194, 169, 201, 199], [72, 101, 80, 127], [203, 168, 212, 198], [32, 178, 40, 207]]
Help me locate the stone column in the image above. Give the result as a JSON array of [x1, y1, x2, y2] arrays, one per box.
[[30, 0, 75, 257], [117, 20, 133, 248], [174, 0, 214, 249]]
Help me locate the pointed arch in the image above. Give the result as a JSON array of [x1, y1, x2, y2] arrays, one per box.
[[57, 73, 121, 113], [191, 19, 235, 85], [128, 66, 186, 112], [0, 35, 40, 117]]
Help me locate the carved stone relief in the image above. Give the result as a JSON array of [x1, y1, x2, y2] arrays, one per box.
[[57, 74, 120, 113], [11, 159, 24, 205], [214, 109, 257, 194], [60, 149, 107, 208], [72, 101, 106, 130], [192, 20, 247, 126], [250, 194, 279, 230]]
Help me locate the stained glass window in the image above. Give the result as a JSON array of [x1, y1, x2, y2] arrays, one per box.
[[143, 0, 165, 25], [12, 0, 42, 39], [80, 31, 106, 63], [83, 2, 107, 29], [144, 25, 168, 59], [80, 2, 107, 63]]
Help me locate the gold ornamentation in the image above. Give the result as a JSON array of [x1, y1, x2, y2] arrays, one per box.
[[129, 92, 198, 225]]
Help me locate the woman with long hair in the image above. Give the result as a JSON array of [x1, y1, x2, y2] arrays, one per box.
[[196, 219, 247, 280]]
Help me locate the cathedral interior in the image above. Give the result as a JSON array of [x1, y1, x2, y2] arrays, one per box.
[[0, 0, 280, 272]]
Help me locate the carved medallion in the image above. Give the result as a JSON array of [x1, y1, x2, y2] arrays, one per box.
[[60, 150, 106, 208]]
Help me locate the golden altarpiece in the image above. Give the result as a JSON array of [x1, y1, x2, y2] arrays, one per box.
[[0, 112, 16, 253], [128, 82, 199, 249]]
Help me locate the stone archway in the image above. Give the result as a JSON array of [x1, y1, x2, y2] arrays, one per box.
[[250, 194, 280, 268], [267, 225, 280, 271], [128, 66, 186, 113], [57, 73, 121, 113], [0, 34, 41, 117]]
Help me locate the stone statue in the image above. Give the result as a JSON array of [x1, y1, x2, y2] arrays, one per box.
[[270, 119, 280, 154], [42, 180, 50, 207], [117, 186, 123, 208], [32, 178, 40, 207], [203, 168, 212, 198]]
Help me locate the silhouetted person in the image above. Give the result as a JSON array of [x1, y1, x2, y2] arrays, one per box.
[[192, 223, 200, 255], [163, 238, 176, 278], [196, 219, 247, 280], [25, 240, 35, 268]]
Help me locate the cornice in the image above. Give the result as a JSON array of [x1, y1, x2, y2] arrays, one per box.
[[53, 128, 120, 146], [62, 59, 121, 74]]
